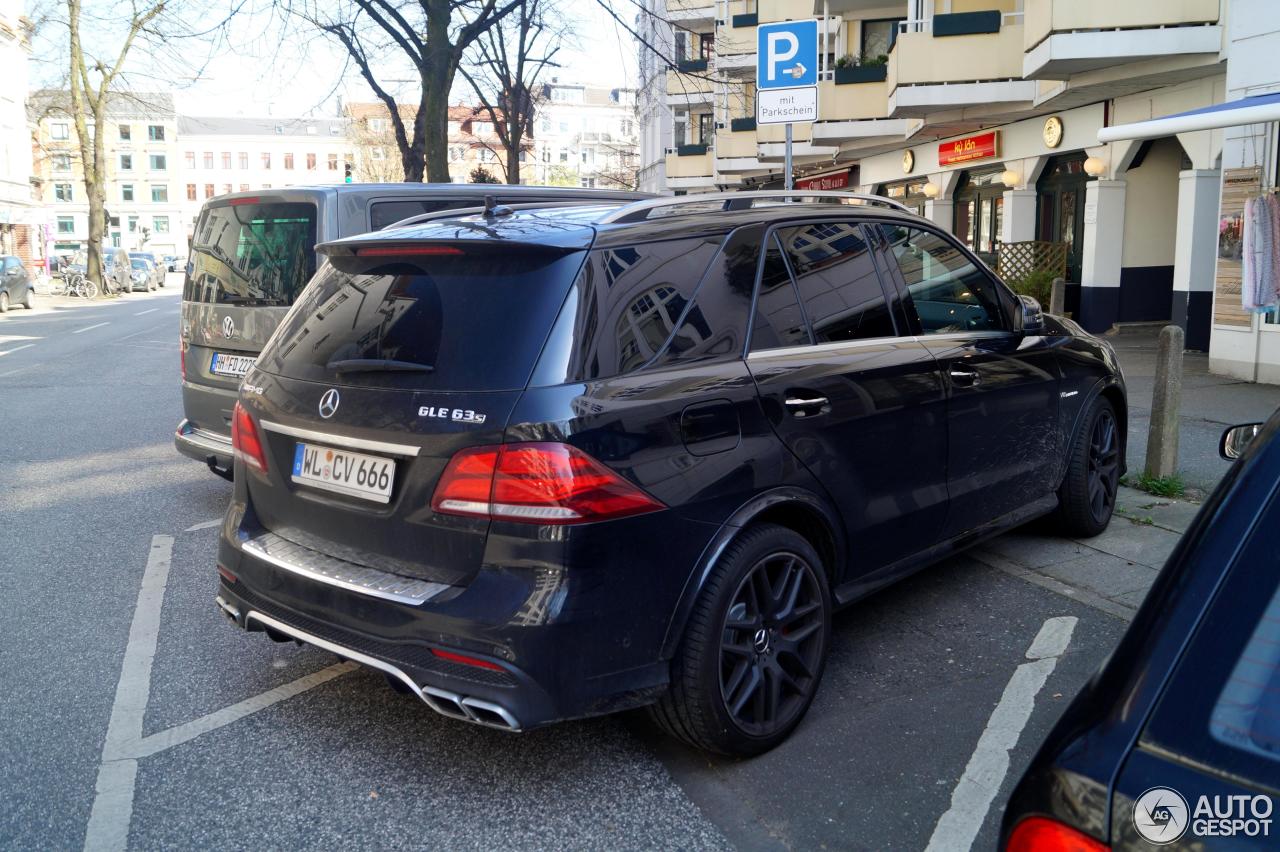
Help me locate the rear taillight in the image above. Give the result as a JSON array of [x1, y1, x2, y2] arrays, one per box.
[[231, 402, 268, 474], [180, 338, 187, 380], [1005, 817, 1108, 852], [430, 648, 504, 671], [354, 245, 463, 258], [431, 442, 664, 525]]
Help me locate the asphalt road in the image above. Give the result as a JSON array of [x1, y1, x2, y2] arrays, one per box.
[[0, 285, 1131, 850]]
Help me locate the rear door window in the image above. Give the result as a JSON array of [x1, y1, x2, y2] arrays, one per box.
[[750, 233, 811, 351], [258, 248, 586, 392], [878, 223, 1008, 335], [777, 222, 897, 343], [185, 201, 317, 307]]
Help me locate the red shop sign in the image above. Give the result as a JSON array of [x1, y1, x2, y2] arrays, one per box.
[[938, 131, 1000, 166], [795, 169, 852, 191]]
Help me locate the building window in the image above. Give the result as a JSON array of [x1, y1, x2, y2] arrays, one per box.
[[186, 184, 197, 201], [153, 216, 169, 233], [860, 18, 903, 60], [559, 150, 568, 163], [184, 151, 196, 169], [56, 216, 75, 234], [51, 122, 68, 140], [284, 153, 295, 169], [121, 184, 134, 202], [149, 154, 167, 171], [147, 125, 165, 141], [238, 152, 248, 169], [54, 183, 73, 201], [118, 124, 131, 141], [119, 154, 133, 171], [261, 152, 271, 169], [203, 152, 213, 169], [369, 118, 387, 132], [329, 125, 339, 135], [306, 153, 317, 170], [222, 184, 232, 194], [327, 153, 338, 170], [151, 185, 168, 202], [480, 148, 495, 163], [204, 184, 214, 198], [221, 152, 232, 169], [127, 215, 138, 233], [53, 154, 71, 172], [239, 183, 249, 192], [371, 147, 385, 161]]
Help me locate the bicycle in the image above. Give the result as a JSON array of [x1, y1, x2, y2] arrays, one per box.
[[55, 271, 97, 298]]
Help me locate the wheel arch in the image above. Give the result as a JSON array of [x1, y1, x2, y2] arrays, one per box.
[[659, 487, 845, 660], [1060, 376, 1128, 485]]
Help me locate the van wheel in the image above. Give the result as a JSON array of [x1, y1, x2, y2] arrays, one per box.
[[1053, 396, 1120, 538], [0, 291, 8, 312], [22, 287, 34, 309], [649, 524, 831, 756]]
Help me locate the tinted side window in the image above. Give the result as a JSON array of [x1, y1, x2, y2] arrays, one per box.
[[369, 199, 459, 231], [778, 222, 896, 343], [880, 224, 1008, 334], [184, 201, 318, 306], [750, 233, 810, 351]]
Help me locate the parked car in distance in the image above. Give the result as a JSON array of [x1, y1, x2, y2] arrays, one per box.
[[100, 247, 131, 295], [1002, 409, 1280, 852], [176, 183, 652, 478], [162, 254, 183, 273], [215, 192, 1128, 756], [129, 251, 165, 289], [0, 255, 34, 312], [128, 257, 158, 292]]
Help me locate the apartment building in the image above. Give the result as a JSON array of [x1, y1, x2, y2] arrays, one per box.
[[636, 0, 675, 193], [345, 102, 528, 184], [650, 0, 1277, 379], [30, 91, 185, 259], [0, 1, 36, 264], [531, 82, 640, 189], [177, 116, 352, 237]]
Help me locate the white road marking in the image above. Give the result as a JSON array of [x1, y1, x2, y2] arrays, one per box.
[[73, 322, 110, 334], [134, 308, 158, 316], [0, 343, 34, 356], [184, 518, 222, 532], [924, 616, 1078, 852], [0, 366, 22, 377]]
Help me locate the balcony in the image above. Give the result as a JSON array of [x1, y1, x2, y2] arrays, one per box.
[[665, 0, 715, 28], [811, 78, 918, 149], [715, 127, 762, 172], [1023, 0, 1222, 79], [665, 148, 716, 189], [666, 67, 714, 107], [715, 1, 758, 75], [756, 122, 838, 162], [887, 15, 1036, 117]]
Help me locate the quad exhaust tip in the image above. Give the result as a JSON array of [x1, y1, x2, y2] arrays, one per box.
[[219, 601, 521, 732]]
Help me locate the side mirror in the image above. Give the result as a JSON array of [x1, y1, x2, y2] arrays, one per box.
[[1220, 423, 1263, 460], [1018, 294, 1045, 333]]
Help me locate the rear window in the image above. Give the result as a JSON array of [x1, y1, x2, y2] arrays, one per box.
[[257, 249, 586, 392], [184, 201, 317, 307]]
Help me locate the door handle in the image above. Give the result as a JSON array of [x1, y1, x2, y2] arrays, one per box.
[[949, 366, 981, 387], [784, 395, 829, 417]]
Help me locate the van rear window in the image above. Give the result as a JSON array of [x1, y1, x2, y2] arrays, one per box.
[[184, 201, 317, 306], [256, 249, 586, 392]]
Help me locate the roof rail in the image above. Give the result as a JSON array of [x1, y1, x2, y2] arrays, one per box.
[[380, 200, 625, 231], [595, 190, 914, 224]]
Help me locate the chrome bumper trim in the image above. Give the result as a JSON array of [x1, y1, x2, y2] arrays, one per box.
[[240, 530, 448, 606], [259, 419, 421, 457], [176, 420, 232, 454], [242, 609, 520, 731]]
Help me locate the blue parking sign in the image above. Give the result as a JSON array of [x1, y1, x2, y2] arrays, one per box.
[[757, 20, 819, 90]]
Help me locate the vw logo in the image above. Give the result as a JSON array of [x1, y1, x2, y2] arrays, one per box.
[[222, 316, 235, 339], [318, 389, 340, 419]]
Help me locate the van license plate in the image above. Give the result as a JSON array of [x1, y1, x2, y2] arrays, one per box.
[[291, 443, 395, 503], [210, 353, 256, 377]]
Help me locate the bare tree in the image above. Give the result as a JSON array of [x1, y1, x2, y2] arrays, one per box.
[[345, 104, 409, 182], [456, 0, 568, 184], [295, 0, 526, 183]]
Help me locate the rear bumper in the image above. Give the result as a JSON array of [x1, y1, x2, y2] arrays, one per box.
[[174, 418, 233, 471]]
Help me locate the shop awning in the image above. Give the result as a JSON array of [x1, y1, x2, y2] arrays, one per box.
[[1098, 92, 1280, 143]]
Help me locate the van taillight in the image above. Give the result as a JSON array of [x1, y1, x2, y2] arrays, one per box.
[[180, 337, 187, 380], [231, 402, 268, 473], [431, 442, 664, 524], [1005, 817, 1108, 852]]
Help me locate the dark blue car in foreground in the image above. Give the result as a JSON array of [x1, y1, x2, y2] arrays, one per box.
[[1002, 410, 1280, 850]]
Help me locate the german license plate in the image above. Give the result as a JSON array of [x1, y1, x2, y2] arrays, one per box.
[[291, 442, 395, 503], [210, 352, 256, 377]]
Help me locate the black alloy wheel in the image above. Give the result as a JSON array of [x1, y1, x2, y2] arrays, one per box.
[[1054, 396, 1121, 537], [1087, 408, 1120, 524], [719, 552, 826, 736]]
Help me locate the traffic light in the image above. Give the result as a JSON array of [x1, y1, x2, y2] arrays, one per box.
[[344, 162, 353, 183]]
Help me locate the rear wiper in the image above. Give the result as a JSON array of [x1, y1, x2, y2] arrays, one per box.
[[326, 358, 434, 374]]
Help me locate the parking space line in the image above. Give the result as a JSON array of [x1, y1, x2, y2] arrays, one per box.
[[924, 616, 1078, 852], [134, 309, 158, 316], [73, 322, 110, 334], [184, 519, 221, 532], [0, 343, 34, 356]]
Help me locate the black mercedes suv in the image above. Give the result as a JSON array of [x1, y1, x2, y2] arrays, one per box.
[[215, 192, 1127, 755]]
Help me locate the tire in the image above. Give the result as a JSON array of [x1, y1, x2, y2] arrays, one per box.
[[1053, 396, 1121, 538], [22, 287, 34, 309], [0, 291, 8, 313], [649, 523, 832, 756], [83, 280, 99, 299]]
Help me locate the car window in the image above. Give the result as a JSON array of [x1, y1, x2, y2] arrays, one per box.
[[750, 233, 811, 351], [879, 224, 1008, 335], [777, 222, 896, 343], [185, 200, 317, 307], [369, 199, 459, 231]]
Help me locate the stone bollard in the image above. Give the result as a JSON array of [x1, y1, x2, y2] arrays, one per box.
[[1050, 277, 1066, 315], [1144, 324, 1184, 480]]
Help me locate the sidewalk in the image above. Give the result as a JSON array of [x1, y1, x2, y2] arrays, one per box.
[[1108, 326, 1280, 497], [973, 485, 1198, 622]]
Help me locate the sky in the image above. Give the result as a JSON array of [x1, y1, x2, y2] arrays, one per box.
[[26, 0, 640, 119]]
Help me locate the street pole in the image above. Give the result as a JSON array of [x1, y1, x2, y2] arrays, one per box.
[[785, 123, 793, 190]]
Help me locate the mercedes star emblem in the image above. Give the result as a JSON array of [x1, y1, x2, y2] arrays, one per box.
[[318, 389, 340, 419]]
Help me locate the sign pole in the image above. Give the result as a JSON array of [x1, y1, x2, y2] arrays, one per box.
[[784, 123, 793, 191]]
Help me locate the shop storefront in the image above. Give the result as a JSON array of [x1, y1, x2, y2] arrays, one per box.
[[1036, 153, 1089, 285], [875, 176, 931, 216], [953, 166, 1006, 270]]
